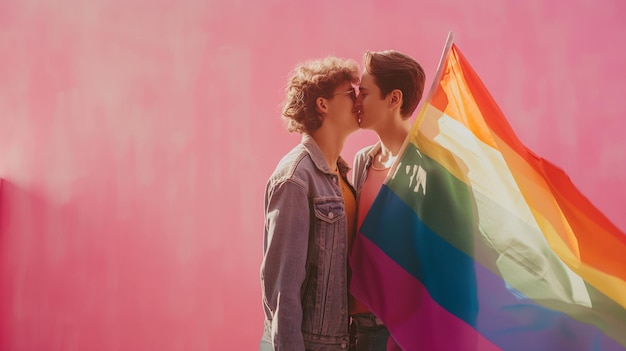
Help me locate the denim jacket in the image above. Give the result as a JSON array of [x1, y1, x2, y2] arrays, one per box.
[[261, 135, 353, 351]]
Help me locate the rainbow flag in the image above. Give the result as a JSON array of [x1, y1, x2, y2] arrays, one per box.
[[350, 37, 626, 350]]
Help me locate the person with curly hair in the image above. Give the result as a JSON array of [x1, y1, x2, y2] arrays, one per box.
[[260, 57, 360, 351]]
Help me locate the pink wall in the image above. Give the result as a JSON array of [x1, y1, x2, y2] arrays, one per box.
[[0, 0, 624, 349]]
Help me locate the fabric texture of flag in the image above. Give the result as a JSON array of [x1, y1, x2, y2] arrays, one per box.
[[349, 37, 626, 351]]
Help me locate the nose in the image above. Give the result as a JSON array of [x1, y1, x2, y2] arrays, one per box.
[[353, 100, 362, 114]]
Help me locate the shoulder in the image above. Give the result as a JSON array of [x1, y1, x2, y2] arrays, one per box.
[[353, 143, 379, 169], [354, 144, 377, 161], [267, 143, 318, 193], [352, 143, 379, 185]]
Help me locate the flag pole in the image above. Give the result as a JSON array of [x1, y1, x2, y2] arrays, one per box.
[[385, 31, 455, 184]]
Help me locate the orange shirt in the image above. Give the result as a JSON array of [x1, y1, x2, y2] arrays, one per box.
[[337, 173, 356, 249]]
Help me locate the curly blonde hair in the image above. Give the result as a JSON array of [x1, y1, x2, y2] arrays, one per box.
[[282, 57, 359, 134]]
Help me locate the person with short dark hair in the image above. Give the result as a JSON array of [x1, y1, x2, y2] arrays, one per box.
[[350, 50, 426, 351]]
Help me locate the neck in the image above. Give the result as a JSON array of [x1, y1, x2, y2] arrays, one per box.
[[309, 130, 347, 172], [377, 117, 411, 160]]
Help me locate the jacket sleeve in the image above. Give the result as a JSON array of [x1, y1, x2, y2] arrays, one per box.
[[261, 178, 310, 351]]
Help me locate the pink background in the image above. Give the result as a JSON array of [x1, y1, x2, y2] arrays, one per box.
[[0, 0, 624, 349]]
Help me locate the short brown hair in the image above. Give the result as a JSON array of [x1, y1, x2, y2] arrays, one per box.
[[363, 50, 425, 118], [282, 57, 359, 134]]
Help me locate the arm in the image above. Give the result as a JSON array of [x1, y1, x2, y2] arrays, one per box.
[[261, 179, 310, 351]]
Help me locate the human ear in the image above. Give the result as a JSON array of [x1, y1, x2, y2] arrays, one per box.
[[390, 89, 402, 108], [316, 97, 328, 114]]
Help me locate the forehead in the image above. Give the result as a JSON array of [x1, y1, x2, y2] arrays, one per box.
[[359, 72, 378, 90], [333, 80, 352, 91], [334, 80, 353, 90]]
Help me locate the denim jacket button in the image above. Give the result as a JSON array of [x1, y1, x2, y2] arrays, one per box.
[[328, 211, 334, 219], [341, 342, 347, 349]]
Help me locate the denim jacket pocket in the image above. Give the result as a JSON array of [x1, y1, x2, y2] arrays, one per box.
[[313, 198, 346, 252], [313, 198, 345, 224]]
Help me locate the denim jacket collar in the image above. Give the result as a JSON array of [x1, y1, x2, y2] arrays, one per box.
[[301, 134, 351, 177]]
